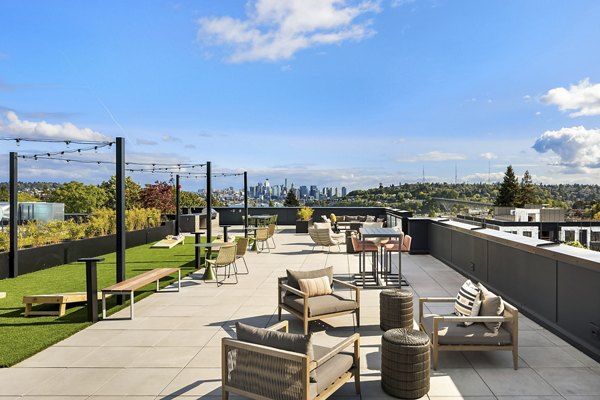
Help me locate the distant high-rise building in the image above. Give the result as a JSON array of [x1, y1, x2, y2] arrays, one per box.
[[299, 185, 308, 198], [284, 178, 288, 190], [341, 187, 347, 197], [310, 185, 318, 198]]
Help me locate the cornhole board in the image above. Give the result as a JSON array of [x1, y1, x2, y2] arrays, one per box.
[[0, 292, 6, 299], [151, 236, 185, 249], [23, 292, 108, 317]]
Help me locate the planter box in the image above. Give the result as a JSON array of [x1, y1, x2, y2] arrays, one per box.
[[295, 219, 312, 233]]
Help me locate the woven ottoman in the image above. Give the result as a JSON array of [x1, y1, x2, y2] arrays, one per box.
[[380, 289, 414, 330], [381, 328, 430, 399]]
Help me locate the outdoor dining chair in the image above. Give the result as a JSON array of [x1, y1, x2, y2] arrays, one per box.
[[235, 236, 250, 274], [205, 243, 238, 286], [267, 223, 277, 248], [254, 227, 270, 253]]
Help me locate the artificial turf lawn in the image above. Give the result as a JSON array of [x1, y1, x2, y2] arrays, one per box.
[[0, 236, 205, 367]]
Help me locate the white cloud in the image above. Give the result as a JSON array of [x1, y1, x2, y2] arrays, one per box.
[[462, 171, 504, 183], [0, 111, 110, 142], [405, 151, 466, 162], [136, 139, 158, 146], [391, 0, 415, 7], [541, 78, 600, 117], [532, 126, 600, 171], [162, 134, 181, 142], [480, 152, 497, 160], [197, 0, 380, 63], [535, 111, 541, 116], [523, 94, 532, 101]]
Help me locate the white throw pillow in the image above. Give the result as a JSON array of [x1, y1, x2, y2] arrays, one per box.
[[454, 279, 482, 326], [298, 276, 333, 297]]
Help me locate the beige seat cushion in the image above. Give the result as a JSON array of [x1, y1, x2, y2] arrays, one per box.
[[422, 315, 512, 346], [284, 294, 358, 317], [311, 352, 354, 396]]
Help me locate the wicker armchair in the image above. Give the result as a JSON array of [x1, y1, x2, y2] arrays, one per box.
[[222, 321, 360, 400], [278, 267, 360, 334]]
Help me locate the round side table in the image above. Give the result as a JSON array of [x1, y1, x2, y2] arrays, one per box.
[[380, 288, 414, 331], [381, 328, 430, 399]]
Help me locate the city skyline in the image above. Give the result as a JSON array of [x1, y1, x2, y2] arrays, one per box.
[[1, 1, 600, 191]]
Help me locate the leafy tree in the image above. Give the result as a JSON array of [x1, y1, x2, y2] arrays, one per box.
[[178, 190, 204, 208], [515, 170, 537, 207], [140, 181, 174, 214], [46, 181, 108, 213], [284, 190, 299, 206], [0, 186, 39, 202], [99, 176, 141, 210], [495, 165, 519, 206]]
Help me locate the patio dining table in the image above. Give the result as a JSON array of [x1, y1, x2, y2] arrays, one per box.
[[356, 227, 408, 288], [248, 215, 272, 226]]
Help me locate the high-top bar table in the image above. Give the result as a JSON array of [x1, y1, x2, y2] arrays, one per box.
[[357, 227, 408, 288]]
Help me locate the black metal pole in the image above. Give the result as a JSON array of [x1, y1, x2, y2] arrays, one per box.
[[244, 171, 248, 238], [8, 152, 18, 278], [206, 161, 212, 258], [78, 257, 103, 322], [175, 174, 180, 235], [115, 137, 126, 304]]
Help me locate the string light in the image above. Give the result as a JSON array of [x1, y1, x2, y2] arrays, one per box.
[[0, 137, 114, 145]]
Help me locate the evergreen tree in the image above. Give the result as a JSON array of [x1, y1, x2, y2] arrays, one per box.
[[495, 165, 519, 206], [284, 190, 299, 206], [515, 170, 537, 207]]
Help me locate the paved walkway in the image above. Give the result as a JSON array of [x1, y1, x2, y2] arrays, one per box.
[[1, 227, 599, 399]]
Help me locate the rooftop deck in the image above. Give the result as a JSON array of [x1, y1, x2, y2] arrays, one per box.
[[1, 227, 599, 399]]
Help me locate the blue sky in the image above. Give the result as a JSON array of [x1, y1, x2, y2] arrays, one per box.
[[1, 0, 600, 191]]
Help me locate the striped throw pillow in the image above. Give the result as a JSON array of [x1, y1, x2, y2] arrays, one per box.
[[298, 276, 333, 297], [454, 280, 482, 326]]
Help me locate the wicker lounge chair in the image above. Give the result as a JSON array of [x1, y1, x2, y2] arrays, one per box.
[[308, 227, 343, 253], [222, 320, 360, 400]]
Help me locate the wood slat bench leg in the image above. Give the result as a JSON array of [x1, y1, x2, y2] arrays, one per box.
[[102, 293, 106, 319], [58, 303, 67, 317], [178, 269, 181, 292], [130, 291, 134, 319], [24, 303, 32, 317]]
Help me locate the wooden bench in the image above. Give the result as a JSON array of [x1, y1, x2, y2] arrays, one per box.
[[23, 292, 105, 317], [102, 267, 180, 319]]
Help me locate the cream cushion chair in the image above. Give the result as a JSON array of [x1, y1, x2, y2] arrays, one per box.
[[278, 266, 360, 334], [419, 284, 519, 370]]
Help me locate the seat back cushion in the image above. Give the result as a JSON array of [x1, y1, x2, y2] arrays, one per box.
[[236, 322, 317, 382], [287, 266, 333, 290], [478, 283, 505, 333], [298, 276, 333, 297], [454, 279, 482, 326]]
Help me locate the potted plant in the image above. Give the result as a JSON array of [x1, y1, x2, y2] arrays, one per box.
[[296, 206, 314, 233]]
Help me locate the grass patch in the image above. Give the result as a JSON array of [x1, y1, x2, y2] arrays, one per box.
[[0, 236, 205, 367]]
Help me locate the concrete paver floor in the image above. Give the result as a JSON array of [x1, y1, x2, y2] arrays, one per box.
[[1, 227, 599, 399]]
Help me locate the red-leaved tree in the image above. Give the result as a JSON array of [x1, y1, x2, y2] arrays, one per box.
[[140, 181, 174, 214]]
